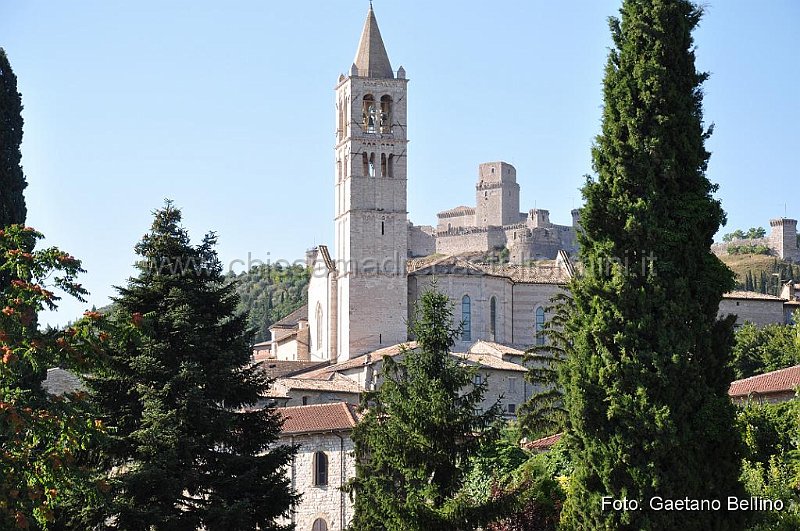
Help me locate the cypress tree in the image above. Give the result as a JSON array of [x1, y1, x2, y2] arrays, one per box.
[[0, 48, 27, 228], [86, 202, 296, 530], [347, 286, 501, 530], [561, 1, 745, 528]]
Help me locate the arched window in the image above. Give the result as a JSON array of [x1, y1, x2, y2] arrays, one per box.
[[388, 154, 394, 177], [380, 95, 392, 133], [461, 295, 471, 341], [315, 303, 323, 349], [312, 519, 328, 531], [490, 296, 497, 339], [381, 153, 387, 177], [368, 153, 376, 177], [362, 94, 377, 133], [362, 152, 369, 176], [313, 451, 328, 486], [535, 307, 545, 345]]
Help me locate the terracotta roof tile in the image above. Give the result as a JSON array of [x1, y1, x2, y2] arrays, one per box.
[[270, 304, 308, 329], [269, 374, 363, 395], [407, 255, 572, 284], [259, 359, 329, 379], [523, 432, 563, 451], [723, 291, 785, 301], [729, 365, 800, 397], [278, 402, 360, 434]]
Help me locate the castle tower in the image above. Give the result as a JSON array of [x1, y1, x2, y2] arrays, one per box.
[[475, 162, 520, 227], [333, 6, 409, 359], [769, 218, 800, 262]]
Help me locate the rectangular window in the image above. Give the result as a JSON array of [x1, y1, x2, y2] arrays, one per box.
[[474, 373, 482, 386], [507, 403, 516, 414], [508, 377, 517, 393]]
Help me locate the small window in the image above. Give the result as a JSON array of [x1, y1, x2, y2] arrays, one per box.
[[380, 95, 392, 133], [302, 396, 309, 406], [381, 221, 385, 235], [362, 94, 377, 133], [535, 307, 545, 346], [509, 377, 517, 393], [507, 403, 516, 414], [461, 295, 471, 341], [489, 296, 497, 338], [312, 518, 328, 531], [474, 373, 482, 386], [313, 452, 328, 486]]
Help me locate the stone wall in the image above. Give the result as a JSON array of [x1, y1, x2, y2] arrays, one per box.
[[435, 227, 507, 255], [718, 297, 786, 327], [408, 223, 436, 257], [511, 283, 564, 345], [281, 431, 355, 531]]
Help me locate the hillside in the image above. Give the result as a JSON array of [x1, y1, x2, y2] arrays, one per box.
[[226, 264, 310, 344], [719, 253, 800, 294]]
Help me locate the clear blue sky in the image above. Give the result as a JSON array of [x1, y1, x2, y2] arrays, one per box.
[[2, 1, 798, 325]]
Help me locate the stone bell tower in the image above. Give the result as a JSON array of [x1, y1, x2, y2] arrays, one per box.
[[333, 6, 409, 359]]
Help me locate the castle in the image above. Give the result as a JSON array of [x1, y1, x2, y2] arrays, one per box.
[[408, 161, 580, 262], [711, 217, 800, 261]]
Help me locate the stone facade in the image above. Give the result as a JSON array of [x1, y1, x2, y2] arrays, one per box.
[[718, 291, 788, 327]]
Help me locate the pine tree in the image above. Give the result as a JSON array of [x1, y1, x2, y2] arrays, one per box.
[[347, 286, 502, 530], [86, 202, 296, 530], [518, 291, 572, 440], [561, 1, 745, 528], [0, 48, 27, 229]]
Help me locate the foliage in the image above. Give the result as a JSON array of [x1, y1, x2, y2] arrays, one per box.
[[226, 264, 309, 343], [347, 286, 502, 530], [724, 227, 767, 242], [737, 401, 800, 530], [728, 244, 771, 256], [84, 202, 296, 530], [560, 0, 746, 528], [0, 49, 27, 229], [518, 291, 572, 440], [731, 318, 800, 379], [0, 225, 105, 529]]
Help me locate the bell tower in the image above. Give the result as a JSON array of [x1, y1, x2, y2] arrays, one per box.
[[333, 6, 409, 360]]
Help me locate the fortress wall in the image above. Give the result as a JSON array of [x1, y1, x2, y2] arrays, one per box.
[[437, 211, 476, 232], [710, 237, 771, 257], [408, 224, 436, 257], [435, 228, 507, 255]]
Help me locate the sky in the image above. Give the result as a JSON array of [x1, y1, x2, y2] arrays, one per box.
[[2, 0, 798, 325]]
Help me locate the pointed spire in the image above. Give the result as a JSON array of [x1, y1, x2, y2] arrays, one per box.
[[353, 5, 394, 79]]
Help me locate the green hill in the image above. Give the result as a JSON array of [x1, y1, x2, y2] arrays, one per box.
[[226, 264, 310, 344], [719, 254, 800, 295]]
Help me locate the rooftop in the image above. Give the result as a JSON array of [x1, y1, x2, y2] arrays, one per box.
[[729, 365, 800, 398], [723, 291, 786, 301], [279, 402, 360, 435], [523, 432, 563, 452], [352, 6, 393, 79], [270, 304, 308, 330]]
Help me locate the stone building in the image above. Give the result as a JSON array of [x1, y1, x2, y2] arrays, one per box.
[[277, 403, 359, 531], [300, 6, 576, 365]]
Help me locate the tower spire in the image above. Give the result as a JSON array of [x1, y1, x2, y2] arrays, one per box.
[[353, 5, 393, 78]]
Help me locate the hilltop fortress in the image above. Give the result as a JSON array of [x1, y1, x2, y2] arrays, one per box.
[[407, 161, 580, 262]]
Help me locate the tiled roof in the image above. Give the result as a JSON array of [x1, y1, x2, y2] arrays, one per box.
[[729, 365, 800, 397], [270, 304, 308, 329], [407, 255, 572, 285], [270, 373, 363, 395], [468, 340, 526, 358], [259, 359, 329, 379], [42, 368, 84, 396], [279, 402, 360, 435], [459, 353, 527, 372], [524, 432, 563, 451], [723, 291, 785, 301], [296, 342, 419, 378]]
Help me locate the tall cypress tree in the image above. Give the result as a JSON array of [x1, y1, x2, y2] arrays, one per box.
[[561, 1, 745, 528], [86, 202, 296, 530], [0, 48, 27, 229]]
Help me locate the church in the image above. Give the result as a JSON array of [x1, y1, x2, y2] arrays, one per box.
[[268, 6, 575, 367]]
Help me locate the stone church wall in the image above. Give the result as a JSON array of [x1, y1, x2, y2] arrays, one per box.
[[408, 223, 436, 257]]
